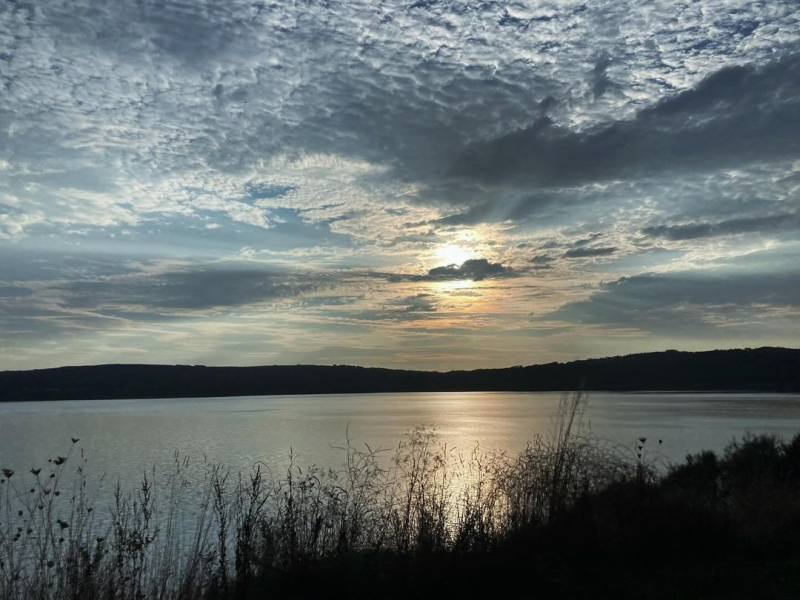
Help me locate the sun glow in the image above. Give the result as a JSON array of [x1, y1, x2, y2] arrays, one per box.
[[436, 279, 476, 292], [435, 244, 471, 266]]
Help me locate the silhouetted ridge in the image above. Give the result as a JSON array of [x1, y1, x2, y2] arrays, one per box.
[[1, 347, 798, 401]]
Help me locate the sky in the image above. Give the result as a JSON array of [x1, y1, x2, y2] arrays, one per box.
[[1, 0, 799, 371]]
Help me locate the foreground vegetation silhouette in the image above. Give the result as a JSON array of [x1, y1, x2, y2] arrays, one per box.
[[3, 392, 800, 599]]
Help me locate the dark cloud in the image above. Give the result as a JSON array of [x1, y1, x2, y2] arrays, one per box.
[[431, 189, 575, 226], [449, 55, 800, 191], [0, 285, 33, 299], [56, 267, 325, 313], [426, 259, 512, 281], [550, 269, 800, 334], [390, 293, 437, 313], [387, 231, 439, 246], [641, 213, 800, 241], [538, 241, 561, 250], [572, 233, 604, 246], [564, 247, 617, 259], [591, 52, 616, 99], [527, 254, 554, 270], [388, 258, 515, 283]]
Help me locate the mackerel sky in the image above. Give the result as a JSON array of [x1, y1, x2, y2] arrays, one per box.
[[1, 1, 799, 370]]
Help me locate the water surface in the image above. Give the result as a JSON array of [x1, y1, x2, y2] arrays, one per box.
[[2, 392, 800, 491]]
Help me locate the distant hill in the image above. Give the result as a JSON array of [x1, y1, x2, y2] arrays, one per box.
[[1, 347, 799, 401]]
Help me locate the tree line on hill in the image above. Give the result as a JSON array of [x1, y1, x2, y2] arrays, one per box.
[[1, 347, 798, 401]]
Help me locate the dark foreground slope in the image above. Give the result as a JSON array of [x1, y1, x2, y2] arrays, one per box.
[[1, 347, 799, 401]]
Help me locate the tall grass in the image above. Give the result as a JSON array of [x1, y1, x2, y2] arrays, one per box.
[[2, 391, 799, 599]]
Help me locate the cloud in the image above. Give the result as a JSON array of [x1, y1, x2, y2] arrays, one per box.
[[387, 230, 439, 246], [56, 266, 334, 314], [530, 254, 554, 266], [564, 247, 617, 259], [590, 52, 617, 99], [387, 258, 515, 283], [2, 0, 798, 237], [641, 213, 800, 241], [1, 0, 800, 369], [389, 293, 438, 313], [450, 55, 800, 192], [427, 259, 512, 281], [0, 262, 336, 327], [549, 269, 800, 335]]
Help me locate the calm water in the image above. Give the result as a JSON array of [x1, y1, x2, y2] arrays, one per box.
[[2, 392, 800, 493]]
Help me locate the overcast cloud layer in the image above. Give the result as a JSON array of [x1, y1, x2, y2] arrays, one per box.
[[1, 0, 799, 370]]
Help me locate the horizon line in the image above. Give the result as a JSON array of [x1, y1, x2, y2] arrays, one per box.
[[4, 345, 797, 375]]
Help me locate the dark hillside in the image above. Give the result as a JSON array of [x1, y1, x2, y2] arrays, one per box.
[[1, 347, 798, 401]]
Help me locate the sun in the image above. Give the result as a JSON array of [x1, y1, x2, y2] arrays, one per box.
[[435, 244, 470, 266]]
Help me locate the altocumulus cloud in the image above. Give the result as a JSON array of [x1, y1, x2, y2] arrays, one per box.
[[0, 0, 799, 369], [2, 0, 799, 236]]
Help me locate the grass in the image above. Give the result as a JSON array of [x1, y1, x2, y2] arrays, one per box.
[[2, 390, 800, 599]]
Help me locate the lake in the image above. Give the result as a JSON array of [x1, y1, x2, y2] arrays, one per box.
[[2, 391, 800, 493]]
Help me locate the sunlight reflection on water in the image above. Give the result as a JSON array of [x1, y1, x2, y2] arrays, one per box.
[[2, 391, 800, 508]]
